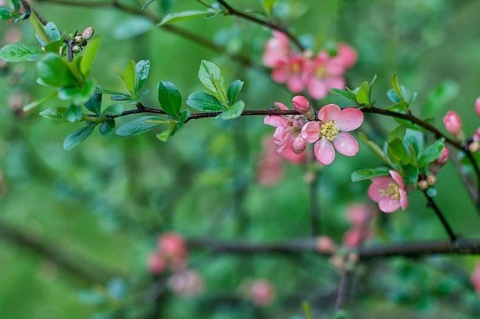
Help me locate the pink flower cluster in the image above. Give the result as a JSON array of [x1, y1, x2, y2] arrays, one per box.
[[443, 97, 480, 152], [368, 170, 408, 213], [264, 96, 364, 165], [147, 233, 204, 297], [342, 204, 375, 248], [263, 32, 357, 99], [241, 279, 276, 306]]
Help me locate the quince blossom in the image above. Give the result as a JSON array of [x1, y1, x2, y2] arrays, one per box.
[[300, 104, 364, 165], [443, 110, 462, 137], [368, 170, 408, 213]]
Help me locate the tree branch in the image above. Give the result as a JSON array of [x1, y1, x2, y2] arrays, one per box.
[[423, 190, 457, 242]]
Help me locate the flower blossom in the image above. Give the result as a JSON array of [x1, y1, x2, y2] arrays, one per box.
[[300, 104, 364, 165], [241, 279, 276, 306], [306, 51, 347, 100], [342, 204, 375, 248], [264, 101, 307, 154], [147, 232, 188, 274], [167, 269, 204, 297], [256, 136, 284, 186], [443, 110, 462, 137], [368, 170, 408, 213]]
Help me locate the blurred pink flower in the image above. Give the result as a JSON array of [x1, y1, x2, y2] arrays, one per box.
[[443, 111, 462, 137], [264, 101, 307, 154], [333, 43, 358, 70], [475, 98, 480, 117], [300, 104, 364, 165], [306, 52, 346, 99], [246, 279, 276, 306], [147, 253, 166, 275], [281, 146, 307, 164], [271, 54, 309, 93], [471, 262, 480, 295], [262, 31, 290, 68], [157, 232, 187, 259], [368, 170, 408, 213], [346, 204, 372, 226], [167, 269, 204, 297], [257, 136, 284, 186], [315, 236, 337, 253]]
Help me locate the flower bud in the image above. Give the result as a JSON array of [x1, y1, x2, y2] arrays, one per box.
[[249, 279, 275, 306], [470, 141, 480, 153], [81, 27, 94, 40], [426, 175, 436, 186], [475, 98, 480, 117], [315, 236, 337, 253], [443, 110, 462, 137], [71, 45, 82, 53], [437, 147, 449, 165], [292, 95, 314, 120], [418, 180, 428, 190], [73, 35, 84, 45], [291, 137, 307, 154], [147, 253, 166, 275]]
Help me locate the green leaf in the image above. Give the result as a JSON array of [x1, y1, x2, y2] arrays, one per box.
[[388, 138, 410, 164], [103, 103, 124, 116], [115, 60, 136, 96], [422, 81, 459, 118], [39, 106, 68, 121], [403, 164, 419, 184], [85, 92, 102, 115], [80, 37, 101, 77], [23, 92, 57, 111], [67, 104, 83, 123], [387, 89, 401, 103], [156, 120, 176, 141], [111, 17, 154, 40], [391, 73, 404, 101], [45, 22, 61, 42], [387, 101, 409, 113], [0, 7, 13, 20], [387, 125, 406, 143], [99, 120, 115, 135], [58, 80, 96, 104], [217, 100, 244, 120], [302, 301, 313, 319], [30, 11, 50, 46], [12, 0, 20, 11], [44, 39, 63, 54], [135, 60, 150, 93], [37, 53, 80, 87], [157, 81, 182, 119], [116, 115, 167, 137], [359, 132, 393, 166], [355, 81, 369, 104], [111, 93, 131, 101], [198, 60, 228, 106], [64, 123, 97, 150], [227, 80, 244, 106], [158, 10, 210, 26], [418, 140, 444, 167], [331, 88, 356, 101], [263, 0, 278, 15], [0, 43, 42, 62], [141, 0, 157, 11], [351, 167, 391, 182], [186, 91, 224, 111], [179, 109, 190, 123]]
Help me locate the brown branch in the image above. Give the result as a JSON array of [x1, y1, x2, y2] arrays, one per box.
[[423, 190, 457, 242], [334, 269, 353, 312], [186, 237, 480, 259]]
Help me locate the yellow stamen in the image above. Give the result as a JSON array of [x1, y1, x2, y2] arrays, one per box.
[[379, 183, 400, 200], [320, 121, 339, 141]]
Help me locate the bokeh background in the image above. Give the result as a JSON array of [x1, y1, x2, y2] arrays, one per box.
[[1, 0, 480, 318]]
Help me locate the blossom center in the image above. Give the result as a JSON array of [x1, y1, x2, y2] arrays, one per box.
[[379, 183, 400, 200], [291, 61, 302, 73], [315, 65, 327, 79], [320, 121, 339, 141]]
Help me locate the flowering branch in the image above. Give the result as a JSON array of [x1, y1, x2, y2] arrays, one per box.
[[422, 190, 457, 242], [215, 0, 305, 51]]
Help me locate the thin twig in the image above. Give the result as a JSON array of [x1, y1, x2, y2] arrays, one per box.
[[334, 269, 353, 311], [423, 190, 457, 242], [310, 170, 321, 236]]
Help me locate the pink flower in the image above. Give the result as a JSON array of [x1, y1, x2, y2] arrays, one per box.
[[244, 279, 276, 306], [147, 253, 166, 275], [333, 43, 358, 70], [157, 232, 187, 259], [256, 136, 284, 186], [346, 204, 372, 226], [262, 32, 290, 68], [315, 236, 337, 253], [443, 111, 462, 137], [281, 146, 307, 164], [306, 52, 347, 99], [271, 54, 309, 93], [471, 263, 480, 295], [167, 269, 204, 297], [368, 170, 408, 213], [343, 227, 365, 248], [300, 104, 364, 165], [475, 98, 480, 117], [264, 101, 307, 154], [437, 147, 449, 165]]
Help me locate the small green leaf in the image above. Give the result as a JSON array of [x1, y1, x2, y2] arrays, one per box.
[[111, 93, 131, 101], [227, 80, 244, 106], [422, 81, 459, 118], [39, 106, 68, 121], [141, 0, 157, 11], [156, 120, 176, 141], [30, 11, 50, 46], [58, 80, 96, 104], [302, 301, 313, 319], [103, 103, 124, 116], [67, 104, 83, 123], [403, 164, 419, 184], [45, 22, 61, 42], [387, 125, 406, 143], [0, 43, 42, 62], [99, 120, 115, 135], [85, 92, 102, 115], [263, 0, 278, 15], [386, 101, 409, 113], [186, 91, 224, 111], [331, 88, 357, 100], [179, 109, 190, 123], [217, 100, 244, 120], [135, 60, 150, 93], [44, 39, 63, 54], [157, 81, 182, 119], [418, 140, 444, 167], [391, 73, 404, 101], [0, 7, 13, 20], [115, 60, 136, 96], [11, 0, 20, 11], [37, 53, 80, 87], [80, 37, 101, 77], [64, 123, 97, 150], [198, 60, 228, 106], [23, 92, 57, 111], [158, 10, 210, 26], [355, 81, 369, 104], [351, 167, 391, 182], [388, 138, 409, 164], [116, 115, 166, 137]]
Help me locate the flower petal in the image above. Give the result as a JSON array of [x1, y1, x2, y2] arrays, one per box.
[[389, 170, 405, 190], [399, 188, 408, 210], [274, 102, 289, 110], [314, 138, 335, 165], [367, 177, 392, 201], [333, 132, 359, 156], [318, 104, 341, 122], [264, 115, 289, 127], [307, 78, 328, 100], [300, 121, 320, 143], [336, 108, 364, 131], [378, 198, 400, 213]]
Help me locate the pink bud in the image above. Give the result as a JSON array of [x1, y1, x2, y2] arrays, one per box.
[[292, 95, 310, 113], [81, 27, 95, 40], [475, 98, 480, 117], [346, 204, 371, 226], [437, 147, 449, 165], [147, 253, 166, 274], [249, 279, 275, 306], [315, 236, 337, 253], [292, 137, 307, 154], [157, 232, 187, 259], [442, 111, 462, 137]]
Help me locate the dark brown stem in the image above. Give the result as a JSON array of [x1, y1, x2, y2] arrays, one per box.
[[310, 170, 321, 237], [216, 0, 305, 51], [334, 269, 353, 311], [423, 190, 457, 242]]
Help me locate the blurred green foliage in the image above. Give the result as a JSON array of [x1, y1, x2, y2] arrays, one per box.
[[1, 0, 480, 318]]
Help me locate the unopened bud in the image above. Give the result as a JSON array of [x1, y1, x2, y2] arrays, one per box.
[[81, 27, 94, 40], [436, 147, 449, 165], [71, 45, 82, 53], [443, 111, 462, 137], [426, 175, 436, 186], [315, 236, 337, 253], [292, 137, 307, 154], [469, 141, 480, 153], [418, 180, 428, 190], [73, 35, 84, 45], [292, 95, 314, 120]]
